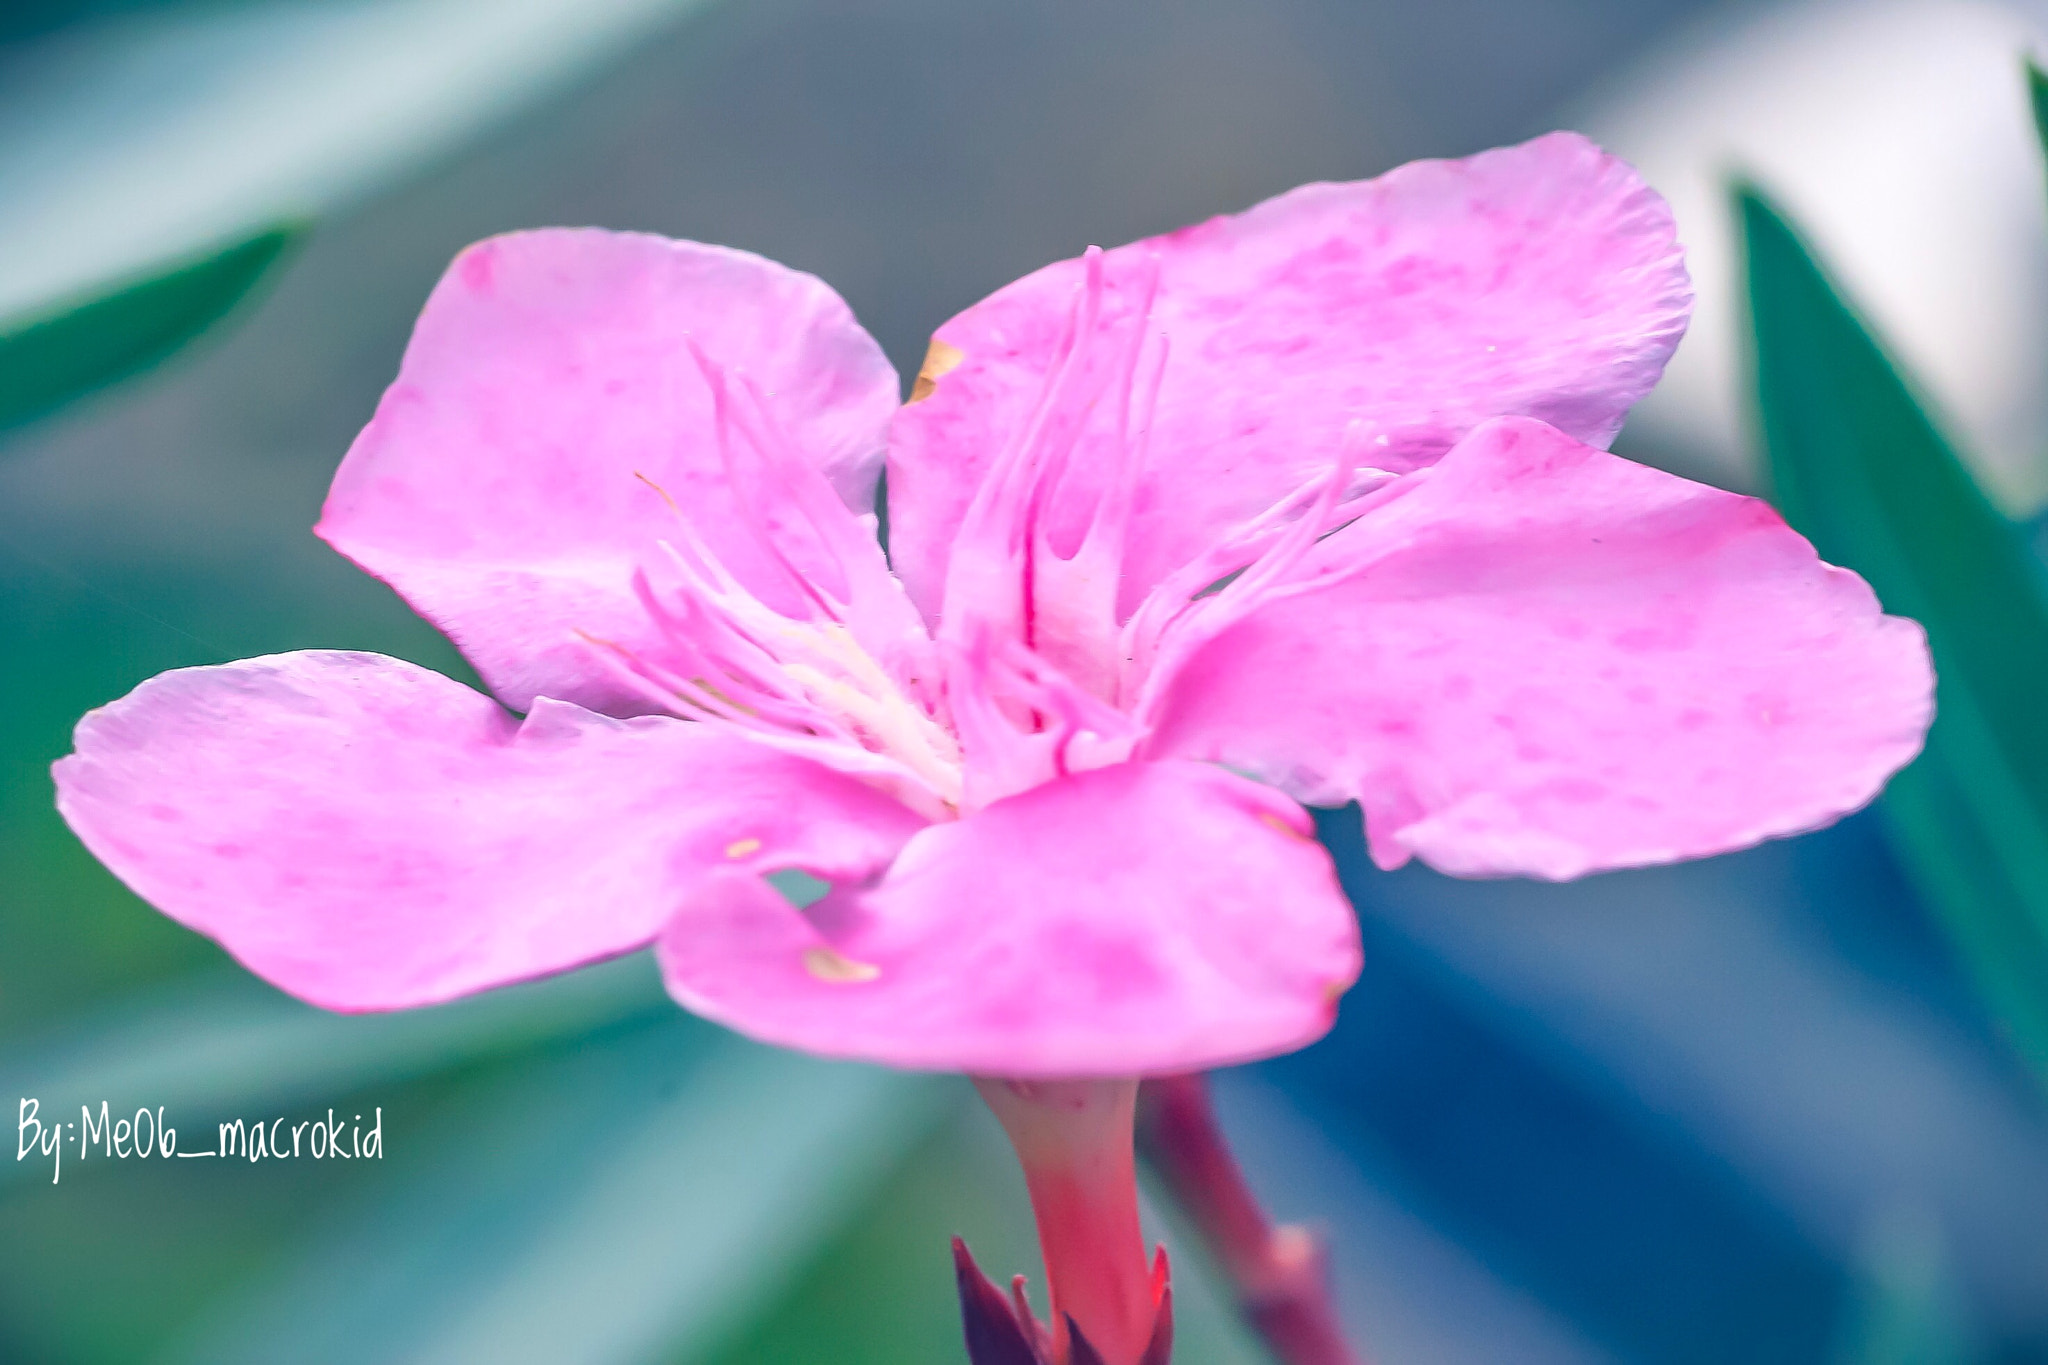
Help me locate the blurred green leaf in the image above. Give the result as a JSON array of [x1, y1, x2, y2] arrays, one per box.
[[1738, 186, 2048, 1087], [0, 1, 217, 43], [0, 225, 301, 433], [0, 955, 673, 1196], [2027, 58, 2048, 189], [153, 1027, 948, 1365], [1834, 1206, 1975, 1365]]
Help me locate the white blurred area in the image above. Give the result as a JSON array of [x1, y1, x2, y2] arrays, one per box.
[[0, 0, 707, 322], [1577, 0, 2048, 514]]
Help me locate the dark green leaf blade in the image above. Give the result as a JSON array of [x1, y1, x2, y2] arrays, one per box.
[[2027, 57, 2048, 184], [0, 225, 302, 432], [1739, 185, 2048, 1085]]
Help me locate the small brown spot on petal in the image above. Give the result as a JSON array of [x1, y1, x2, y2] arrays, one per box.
[[724, 837, 762, 859], [804, 945, 881, 984], [1259, 812, 1309, 841], [907, 338, 965, 404]]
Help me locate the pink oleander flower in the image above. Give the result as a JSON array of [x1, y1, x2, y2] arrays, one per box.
[[54, 133, 1932, 1365]]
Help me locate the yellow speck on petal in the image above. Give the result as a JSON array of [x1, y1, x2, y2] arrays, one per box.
[[724, 837, 762, 859], [803, 945, 881, 984], [1259, 812, 1309, 841], [907, 338, 965, 404]]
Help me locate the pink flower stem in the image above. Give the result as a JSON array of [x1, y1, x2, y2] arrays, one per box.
[[1136, 1073, 1361, 1365], [976, 1077, 1162, 1365]]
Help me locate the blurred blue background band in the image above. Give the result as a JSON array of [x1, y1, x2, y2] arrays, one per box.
[[2, 2, 2045, 1363]]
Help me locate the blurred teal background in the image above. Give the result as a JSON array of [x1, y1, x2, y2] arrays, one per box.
[[3, 2, 2047, 1362]]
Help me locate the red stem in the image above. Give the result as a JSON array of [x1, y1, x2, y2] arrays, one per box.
[[976, 1077, 1160, 1365], [1136, 1073, 1361, 1365]]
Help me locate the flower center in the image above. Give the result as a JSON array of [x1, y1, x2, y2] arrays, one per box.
[[576, 351, 966, 820], [575, 262, 1397, 821], [931, 245, 1400, 781]]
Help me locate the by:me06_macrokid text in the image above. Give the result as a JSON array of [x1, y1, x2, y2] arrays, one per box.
[[17, 1099, 383, 1184]]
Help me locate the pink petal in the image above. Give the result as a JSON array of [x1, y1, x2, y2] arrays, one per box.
[[319, 230, 900, 714], [888, 131, 1691, 623], [54, 651, 925, 1011], [1143, 417, 1934, 880], [657, 760, 1361, 1076]]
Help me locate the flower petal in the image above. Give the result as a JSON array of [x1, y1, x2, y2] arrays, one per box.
[[1143, 417, 1934, 880], [319, 230, 900, 713], [657, 759, 1361, 1076], [887, 131, 1691, 622], [54, 651, 926, 1011]]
